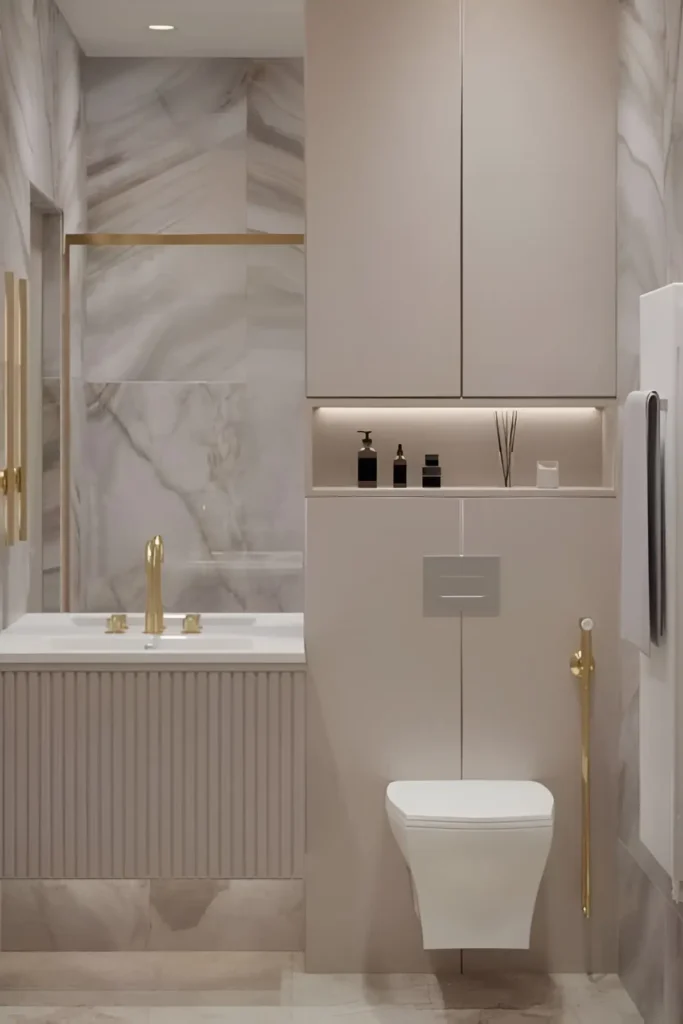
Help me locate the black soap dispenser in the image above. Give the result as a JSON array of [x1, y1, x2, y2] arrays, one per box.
[[393, 444, 407, 488], [357, 430, 377, 488]]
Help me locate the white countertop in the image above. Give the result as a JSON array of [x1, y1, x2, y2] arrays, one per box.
[[0, 613, 305, 666]]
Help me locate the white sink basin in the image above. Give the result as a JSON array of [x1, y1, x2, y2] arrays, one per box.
[[0, 613, 304, 665]]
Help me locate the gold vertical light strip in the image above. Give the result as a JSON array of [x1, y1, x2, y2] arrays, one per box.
[[61, 243, 70, 611], [570, 616, 595, 919], [4, 271, 16, 546], [17, 279, 28, 541]]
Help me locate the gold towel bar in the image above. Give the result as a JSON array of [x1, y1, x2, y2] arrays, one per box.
[[17, 278, 28, 541], [3, 272, 16, 545]]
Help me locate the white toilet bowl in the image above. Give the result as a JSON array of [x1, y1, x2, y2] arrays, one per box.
[[386, 779, 554, 950]]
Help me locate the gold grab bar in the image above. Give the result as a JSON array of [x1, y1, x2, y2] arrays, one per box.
[[17, 278, 28, 541], [570, 616, 595, 919], [3, 272, 16, 545]]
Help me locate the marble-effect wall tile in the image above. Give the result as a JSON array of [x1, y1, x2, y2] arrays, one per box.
[[79, 58, 304, 613], [1, 881, 149, 952], [84, 245, 247, 383], [83, 381, 242, 612], [618, 842, 667, 1023], [148, 881, 304, 952], [617, 1, 683, 1019], [83, 59, 249, 235], [247, 59, 305, 234], [0, 0, 85, 622], [42, 379, 61, 612]]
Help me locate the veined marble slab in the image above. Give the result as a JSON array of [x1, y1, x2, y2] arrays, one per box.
[[77, 58, 305, 614]]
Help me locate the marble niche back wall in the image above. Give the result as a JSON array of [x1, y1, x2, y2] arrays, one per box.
[[65, 57, 305, 614]]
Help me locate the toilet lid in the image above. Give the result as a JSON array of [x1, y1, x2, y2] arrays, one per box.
[[386, 780, 554, 829]]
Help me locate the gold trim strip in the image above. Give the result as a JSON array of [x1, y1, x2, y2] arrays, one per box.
[[66, 233, 305, 247], [61, 244, 70, 611], [570, 616, 595, 919], [4, 272, 16, 546], [17, 278, 28, 542]]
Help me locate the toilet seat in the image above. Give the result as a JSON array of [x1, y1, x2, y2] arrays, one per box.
[[386, 779, 554, 830]]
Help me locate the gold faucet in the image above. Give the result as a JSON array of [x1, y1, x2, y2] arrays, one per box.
[[144, 534, 165, 634]]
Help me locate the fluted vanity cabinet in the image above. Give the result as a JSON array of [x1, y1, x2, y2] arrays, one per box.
[[305, 496, 462, 971], [305, 0, 462, 398], [461, 498, 619, 972], [462, 0, 617, 397]]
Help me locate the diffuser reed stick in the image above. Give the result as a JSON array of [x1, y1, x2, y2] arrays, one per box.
[[494, 410, 518, 488]]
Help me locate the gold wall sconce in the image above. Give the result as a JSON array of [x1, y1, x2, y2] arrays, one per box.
[[570, 616, 595, 919], [3, 272, 29, 546]]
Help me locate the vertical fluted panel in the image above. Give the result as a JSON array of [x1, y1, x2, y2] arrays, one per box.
[[0, 669, 305, 878]]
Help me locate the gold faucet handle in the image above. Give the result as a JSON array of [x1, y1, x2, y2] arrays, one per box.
[[182, 613, 202, 634], [106, 613, 128, 634]]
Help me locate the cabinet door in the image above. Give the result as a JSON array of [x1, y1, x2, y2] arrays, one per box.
[[462, 498, 618, 972], [305, 496, 462, 971], [306, 0, 461, 397], [462, 0, 617, 397]]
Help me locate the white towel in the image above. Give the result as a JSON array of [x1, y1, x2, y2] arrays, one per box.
[[620, 392, 651, 655]]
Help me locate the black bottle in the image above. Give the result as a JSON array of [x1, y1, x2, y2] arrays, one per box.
[[357, 430, 377, 488], [393, 444, 407, 488], [422, 454, 442, 488]]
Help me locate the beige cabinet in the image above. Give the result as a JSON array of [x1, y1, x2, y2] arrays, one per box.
[[462, 0, 617, 397], [461, 498, 619, 971], [306, 0, 616, 401], [305, 0, 462, 398], [305, 496, 462, 971]]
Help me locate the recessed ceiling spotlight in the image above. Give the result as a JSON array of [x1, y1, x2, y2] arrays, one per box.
[[148, 24, 175, 31]]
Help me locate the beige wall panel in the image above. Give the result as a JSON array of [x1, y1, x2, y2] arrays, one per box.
[[305, 496, 462, 971], [306, 0, 462, 397], [462, 498, 619, 971], [462, 0, 617, 397]]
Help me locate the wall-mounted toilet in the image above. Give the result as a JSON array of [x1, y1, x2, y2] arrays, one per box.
[[386, 779, 554, 950]]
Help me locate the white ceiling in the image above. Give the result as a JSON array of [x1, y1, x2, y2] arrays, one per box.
[[55, 0, 305, 57]]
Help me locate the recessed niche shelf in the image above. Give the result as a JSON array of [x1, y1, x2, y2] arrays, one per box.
[[310, 486, 616, 498], [308, 402, 616, 494]]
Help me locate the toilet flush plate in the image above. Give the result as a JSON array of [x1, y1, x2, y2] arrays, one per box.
[[423, 555, 500, 617]]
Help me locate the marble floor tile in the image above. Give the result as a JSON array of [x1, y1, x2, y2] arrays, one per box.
[[148, 1010, 293, 1023], [0, 959, 642, 1023], [0, 954, 293, 1001], [555, 974, 642, 1023], [288, 973, 433, 1009], [429, 974, 564, 1013], [291, 1012, 481, 1024], [0, 1012, 150, 1023], [476, 1014, 577, 1024], [0, 994, 288, 1010]]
